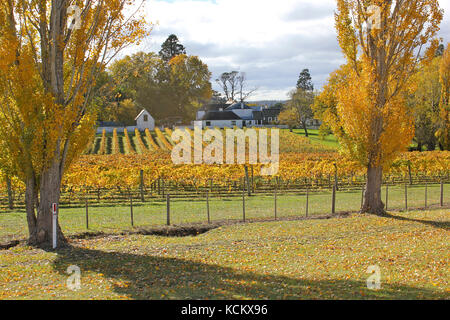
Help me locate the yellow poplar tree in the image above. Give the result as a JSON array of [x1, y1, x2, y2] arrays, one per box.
[[437, 43, 450, 150], [0, 0, 149, 246], [334, 0, 442, 214]]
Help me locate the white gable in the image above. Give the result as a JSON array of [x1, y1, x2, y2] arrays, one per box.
[[135, 109, 155, 131]]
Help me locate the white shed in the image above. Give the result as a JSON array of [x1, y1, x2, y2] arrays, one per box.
[[135, 109, 155, 131]]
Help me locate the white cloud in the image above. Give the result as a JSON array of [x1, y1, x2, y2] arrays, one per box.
[[132, 0, 450, 100]]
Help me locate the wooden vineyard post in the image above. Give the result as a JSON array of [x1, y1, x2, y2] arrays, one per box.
[[242, 183, 246, 222], [140, 170, 145, 202], [162, 178, 165, 198], [306, 185, 309, 218], [331, 185, 336, 215], [244, 165, 251, 196], [274, 186, 278, 220], [334, 163, 339, 191], [425, 181, 428, 209], [129, 188, 134, 227], [251, 166, 255, 194], [166, 194, 171, 226], [408, 161, 412, 185], [441, 180, 444, 207], [206, 191, 211, 224], [405, 183, 408, 211], [85, 187, 89, 230]]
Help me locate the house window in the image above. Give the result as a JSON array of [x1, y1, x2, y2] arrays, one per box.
[[206, 121, 211, 126], [231, 121, 237, 126], [143, 115, 148, 122]]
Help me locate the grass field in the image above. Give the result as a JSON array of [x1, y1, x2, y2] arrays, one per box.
[[1, 183, 447, 242], [0, 208, 448, 299], [292, 129, 340, 149]]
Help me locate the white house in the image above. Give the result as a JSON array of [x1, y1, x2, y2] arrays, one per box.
[[135, 109, 155, 131], [201, 111, 245, 129], [198, 102, 266, 129]]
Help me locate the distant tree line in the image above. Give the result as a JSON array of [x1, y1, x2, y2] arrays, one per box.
[[93, 34, 213, 125]]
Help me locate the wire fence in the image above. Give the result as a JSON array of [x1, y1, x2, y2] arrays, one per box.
[[1, 179, 447, 239]]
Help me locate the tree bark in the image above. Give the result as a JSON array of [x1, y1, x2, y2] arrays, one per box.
[[302, 121, 309, 137], [6, 177, 14, 210], [27, 160, 66, 247], [25, 177, 37, 239], [361, 165, 385, 215]]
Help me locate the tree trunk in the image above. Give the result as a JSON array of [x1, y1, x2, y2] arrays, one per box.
[[302, 121, 309, 137], [25, 177, 37, 239], [27, 160, 66, 247], [361, 165, 385, 215], [417, 141, 422, 152], [6, 177, 14, 210]]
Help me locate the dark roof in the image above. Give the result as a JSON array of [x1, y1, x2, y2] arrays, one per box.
[[202, 111, 242, 121], [252, 111, 263, 121], [97, 121, 123, 127], [262, 109, 281, 118]]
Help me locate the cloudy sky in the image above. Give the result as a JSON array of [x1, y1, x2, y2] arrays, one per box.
[[132, 0, 450, 100]]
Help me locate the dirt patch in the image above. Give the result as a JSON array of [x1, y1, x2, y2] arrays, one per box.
[[64, 212, 353, 241], [0, 240, 21, 250]]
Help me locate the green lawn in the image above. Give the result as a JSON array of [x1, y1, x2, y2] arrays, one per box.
[[0, 209, 448, 299], [1, 183, 447, 242], [291, 129, 340, 149]]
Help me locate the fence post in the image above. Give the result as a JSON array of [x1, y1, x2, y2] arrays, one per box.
[[441, 180, 444, 207], [306, 186, 309, 218], [408, 161, 412, 185], [162, 178, 165, 198], [331, 185, 336, 215], [85, 188, 89, 230], [274, 186, 278, 220], [251, 166, 255, 194], [425, 181, 428, 209], [206, 191, 210, 224], [404, 183, 408, 211], [242, 183, 246, 222], [166, 194, 171, 226], [244, 165, 251, 196], [140, 170, 145, 202], [334, 163, 339, 191], [385, 183, 389, 211], [129, 189, 134, 227]]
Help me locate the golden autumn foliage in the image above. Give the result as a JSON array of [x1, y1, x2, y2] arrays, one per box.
[[437, 43, 450, 150], [333, 0, 443, 213], [0, 0, 149, 245]]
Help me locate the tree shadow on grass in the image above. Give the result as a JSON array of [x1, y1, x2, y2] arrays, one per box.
[[53, 245, 445, 300], [383, 212, 449, 231]]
